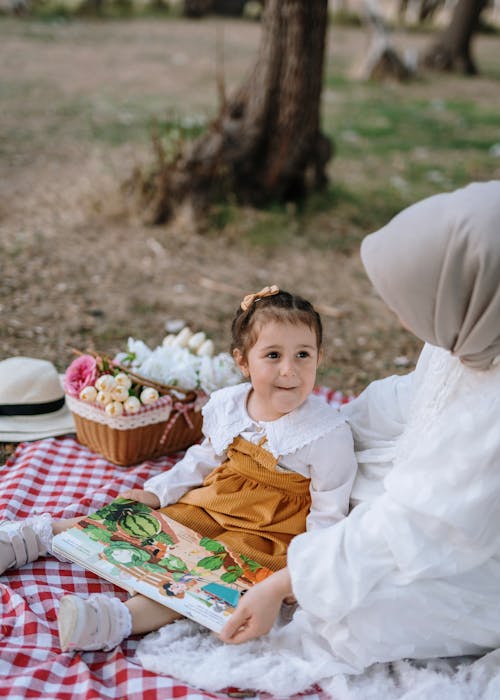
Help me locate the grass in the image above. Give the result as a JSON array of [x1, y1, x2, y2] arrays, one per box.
[[6, 0, 177, 21], [2, 15, 499, 250], [206, 63, 500, 247], [330, 98, 499, 154]]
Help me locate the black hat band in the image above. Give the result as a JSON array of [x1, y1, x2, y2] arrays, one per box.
[[0, 397, 66, 416]]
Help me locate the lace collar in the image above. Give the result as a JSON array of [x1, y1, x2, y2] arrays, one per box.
[[202, 383, 346, 458]]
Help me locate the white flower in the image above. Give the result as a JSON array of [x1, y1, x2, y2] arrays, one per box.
[[212, 352, 243, 389], [171, 327, 192, 348], [197, 339, 214, 357], [138, 355, 171, 386], [162, 335, 176, 347], [124, 396, 142, 414], [105, 401, 124, 417], [167, 360, 199, 391], [114, 372, 132, 390], [121, 334, 242, 396], [187, 332, 206, 352], [95, 374, 115, 392], [197, 352, 242, 394], [164, 319, 186, 333], [140, 387, 159, 405], [126, 338, 152, 366], [111, 385, 130, 402], [96, 390, 112, 406], [79, 386, 97, 403], [197, 356, 218, 394], [138, 346, 198, 390]]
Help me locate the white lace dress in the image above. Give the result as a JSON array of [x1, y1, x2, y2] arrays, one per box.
[[136, 345, 500, 696]]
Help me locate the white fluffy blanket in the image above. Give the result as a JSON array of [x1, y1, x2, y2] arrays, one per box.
[[136, 619, 500, 700]]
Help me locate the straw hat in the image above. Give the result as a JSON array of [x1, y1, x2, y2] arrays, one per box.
[[0, 357, 75, 442]]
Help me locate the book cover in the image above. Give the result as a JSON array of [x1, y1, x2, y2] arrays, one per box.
[[52, 497, 273, 633]]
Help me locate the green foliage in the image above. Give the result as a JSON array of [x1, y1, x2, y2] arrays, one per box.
[[221, 565, 244, 583], [156, 531, 175, 546], [84, 523, 114, 542], [104, 541, 151, 565], [158, 554, 188, 572], [199, 537, 227, 554], [94, 498, 151, 525], [197, 554, 225, 570], [239, 554, 263, 572]]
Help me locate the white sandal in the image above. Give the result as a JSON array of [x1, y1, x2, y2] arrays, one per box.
[[58, 594, 132, 652]]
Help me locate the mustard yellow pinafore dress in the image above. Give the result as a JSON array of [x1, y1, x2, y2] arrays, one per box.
[[160, 436, 311, 571]]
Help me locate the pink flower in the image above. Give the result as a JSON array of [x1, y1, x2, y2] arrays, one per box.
[[64, 355, 98, 397]]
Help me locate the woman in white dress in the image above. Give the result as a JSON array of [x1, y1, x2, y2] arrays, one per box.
[[136, 180, 500, 696]]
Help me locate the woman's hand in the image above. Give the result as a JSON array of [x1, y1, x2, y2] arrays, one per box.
[[218, 567, 293, 645], [119, 488, 161, 509]]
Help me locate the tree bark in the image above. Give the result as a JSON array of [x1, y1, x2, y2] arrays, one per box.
[[136, 0, 333, 225], [422, 0, 488, 74], [183, 0, 213, 17]]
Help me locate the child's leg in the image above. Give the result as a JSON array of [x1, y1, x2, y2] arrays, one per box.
[[58, 593, 182, 651], [126, 594, 183, 634]]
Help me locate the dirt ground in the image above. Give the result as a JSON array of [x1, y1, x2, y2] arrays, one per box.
[[2, 15, 498, 459]]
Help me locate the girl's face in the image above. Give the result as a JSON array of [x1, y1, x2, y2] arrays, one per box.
[[233, 320, 321, 422]]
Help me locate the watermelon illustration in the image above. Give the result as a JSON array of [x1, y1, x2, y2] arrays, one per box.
[[118, 512, 161, 541]]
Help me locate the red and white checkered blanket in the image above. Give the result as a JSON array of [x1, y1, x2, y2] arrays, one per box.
[[0, 388, 347, 700]]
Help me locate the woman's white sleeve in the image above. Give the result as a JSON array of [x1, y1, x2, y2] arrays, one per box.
[[306, 422, 357, 530], [342, 371, 414, 505], [143, 438, 222, 507], [341, 371, 414, 449], [288, 498, 394, 623]]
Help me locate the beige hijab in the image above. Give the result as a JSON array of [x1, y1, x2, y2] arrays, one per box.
[[360, 181, 500, 370]]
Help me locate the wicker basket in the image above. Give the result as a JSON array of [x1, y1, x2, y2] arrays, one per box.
[[65, 362, 205, 466]]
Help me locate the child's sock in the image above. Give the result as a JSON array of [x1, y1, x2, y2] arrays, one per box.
[[58, 594, 132, 652], [0, 513, 52, 575]]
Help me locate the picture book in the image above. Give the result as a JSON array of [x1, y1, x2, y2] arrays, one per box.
[[51, 497, 273, 633]]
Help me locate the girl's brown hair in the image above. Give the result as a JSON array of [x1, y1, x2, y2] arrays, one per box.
[[231, 289, 323, 359]]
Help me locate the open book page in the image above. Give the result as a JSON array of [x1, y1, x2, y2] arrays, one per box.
[[52, 498, 273, 633]]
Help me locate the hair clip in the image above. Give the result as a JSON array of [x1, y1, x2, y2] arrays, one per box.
[[240, 285, 280, 312]]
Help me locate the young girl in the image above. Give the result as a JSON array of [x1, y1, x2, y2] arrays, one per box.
[[0, 286, 357, 652]]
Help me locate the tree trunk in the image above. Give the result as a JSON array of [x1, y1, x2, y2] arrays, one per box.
[[136, 0, 333, 226], [422, 0, 488, 74], [183, 0, 213, 17]]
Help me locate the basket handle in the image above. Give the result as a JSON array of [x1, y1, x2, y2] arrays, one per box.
[[70, 348, 198, 404]]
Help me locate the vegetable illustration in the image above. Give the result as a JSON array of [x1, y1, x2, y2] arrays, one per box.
[[118, 512, 161, 541]]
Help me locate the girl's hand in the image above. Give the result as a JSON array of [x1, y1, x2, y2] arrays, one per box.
[[119, 489, 161, 509], [219, 567, 293, 644]]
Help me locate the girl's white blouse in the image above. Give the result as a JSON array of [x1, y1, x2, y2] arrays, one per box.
[[144, 382, 357, 530]]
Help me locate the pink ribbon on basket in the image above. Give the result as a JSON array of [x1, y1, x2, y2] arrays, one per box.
[[172, 401, 195, 430], [158, 400, 196, 447]]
